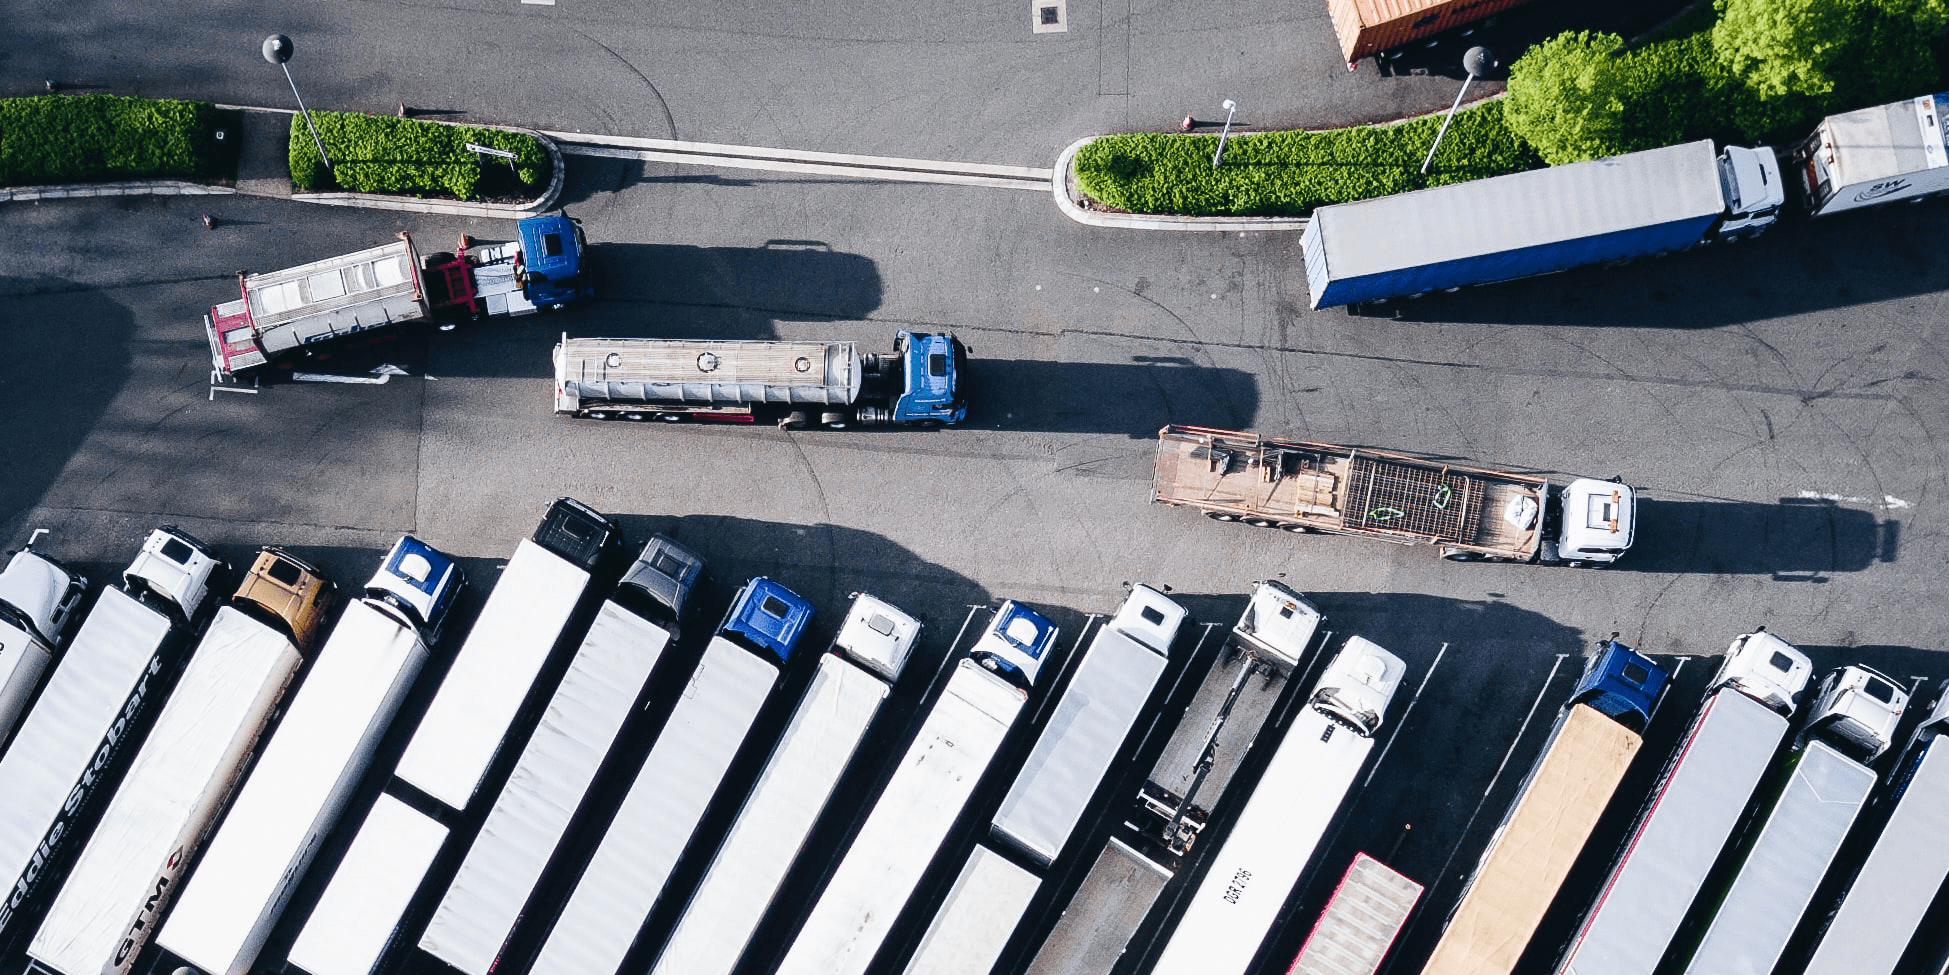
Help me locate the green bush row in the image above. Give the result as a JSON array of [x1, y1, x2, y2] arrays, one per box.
[[0, 95, 237, 186], [1074, 99, 1542, 217], [289, 112, 548, 200]]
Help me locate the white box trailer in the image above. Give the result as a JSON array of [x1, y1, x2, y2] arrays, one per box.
[[0, 529, 220, 941], [1801, 692, 1949, 975], [26, 606, 306, 975], [527, 577, 814, 975], [1553, 631, 1811, 975], [1793, 92, 1949, 217], [286, 795, 447, 975], [646, 593, 921, 975], [419, 597, 683, 975], [1149, 638, 1406, 975], [159, 536, 462, 975], [1285, 853, 1422, 975], [901, 845, 1041, 975], [395, 500, 622, 811]]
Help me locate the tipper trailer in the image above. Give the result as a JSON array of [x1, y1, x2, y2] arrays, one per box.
[[1673, 664, 1909, 975], [899, 587, 1188, 975], [395, 498, 624, 812], [0, 528, 223, 944], [157, 536, 463, 975], [1803, 688, 1949, 975], [1148, 637, 1407, 975], [1793, 91, 1949, 217], [1285, 853, 1424, 975], [526, 577, 816, 975], [769, 602, 1058, 975], [1023, 582, 1323, 975], [205, 214, 591, 380], [1419, 641, 1668, 975], [284, 795, 447, 975], [27, 550, 335, 975], [0, 543, 88, 755], [1553, 630, 1812, 975], [1301, 140, 1783, 309], [552, 330, 967, 428], [419, 535, 704, 975], [646, 592, 922, 975], [1153, 425, 1636, 565]]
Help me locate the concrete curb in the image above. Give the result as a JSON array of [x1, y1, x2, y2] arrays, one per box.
[[1051, 137, 1310, 233], [0, 181, 236, 202]]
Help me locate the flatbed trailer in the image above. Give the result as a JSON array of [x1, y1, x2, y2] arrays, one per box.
[[1152, 425, 1635, 565]]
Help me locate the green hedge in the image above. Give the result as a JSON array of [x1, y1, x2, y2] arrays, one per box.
[[290, 112, 548, 200], [0, 95, 237, 186], [1074, 99, 1542, 217]]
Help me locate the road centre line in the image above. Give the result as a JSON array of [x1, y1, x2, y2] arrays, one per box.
[[549, 132, 1053, 191]]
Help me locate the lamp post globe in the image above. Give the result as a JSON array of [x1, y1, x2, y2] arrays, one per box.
[[1463, 46, 1496, 79], [262, 34, 294, 65]]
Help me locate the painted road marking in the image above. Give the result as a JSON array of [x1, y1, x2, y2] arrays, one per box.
[[548, 132, 1053, 192], [1364, 642, 1447, 788]]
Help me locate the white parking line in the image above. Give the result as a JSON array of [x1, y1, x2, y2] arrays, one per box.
[[550, 132, 1053, 192], [1364, 642, 1448, 787]]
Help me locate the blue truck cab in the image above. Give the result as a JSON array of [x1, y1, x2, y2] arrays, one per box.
[[890, 331, 968, 426], [1571, 639, 1669, 734], [970, 601, 1058, 691], [516, 214, 594, 309], [715, 577, 815, 666], [365, 535, 466, 645]]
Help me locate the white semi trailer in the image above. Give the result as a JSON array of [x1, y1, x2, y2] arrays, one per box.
[[0, 543, 88, 756], [645, 592, 922, 975], [525, 577, 817, 975], [768, 602, 1058, 975], [1672, 664, 1909, 975], [1553, 630, 1812, 975], [27, 550, 336, 975], [0, 528, 222, 944], [1148, 637, 1407, 975], [284, 795, 447, 975], [419, 535, 704, 975], [157, 535, 463, 975]]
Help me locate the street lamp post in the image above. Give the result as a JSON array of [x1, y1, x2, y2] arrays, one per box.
[[1212, 99, 1239, 168], [263, 34, 331, 173], [1421, 46, 1496, 176]]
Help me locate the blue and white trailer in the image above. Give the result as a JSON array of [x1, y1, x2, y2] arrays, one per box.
[[646, 592, 922, 975], [526, 577, 815, 975], [157, 536, 463, 975], [1301, 140, 1783, 309]]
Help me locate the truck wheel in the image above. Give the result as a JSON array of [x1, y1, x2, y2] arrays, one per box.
[[1206, 512, 1239, 522], [1283, 524, 1312, 533], [780, 411, 809, 430], [1442, 549, 1480, 562], [821, 412, 849, 430], [1246, 518, 1277, 528], [586, 410, 613, 420], [912, 419, 942, 431], [658, 414, 683, 423], [623, 411, 647, 421]]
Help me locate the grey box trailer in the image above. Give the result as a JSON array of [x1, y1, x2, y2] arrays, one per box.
[[0, 528, 221, 942], [26, 604, 309, 975], [285, 795, 447, 975], [394, 498, 622, 811], [419, 535, 704, 975], [900, 845, 1042, 975], [645, 593, 921, 975], [157, 536, 462, 975]]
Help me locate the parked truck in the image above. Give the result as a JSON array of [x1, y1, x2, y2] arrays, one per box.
[[27, 549, 335, 975], [284, 794, 447, 975], [1149, 637, 1407, 975], [646, 592, 922, 975], [395, 497, 624, 812], [1671, 664, 1909, 975], [526, 576, 817, 975], [1552, 630, 1812, 975], [1286, 853, 1424, 975], [0, 528, 222, 944], [0, 542, 88, 755], [1419, 640, 1668, 975], [769, 601, 1058, 975], [156, 535, 463, 975], [898, 587, 1187, 975], [1792, 91, 1949, 217], [1802, 685, 1949, 975], [552, 330, 967, 429], [1022, 581, 1322, 975], [1302, 140, 1783, 309], [419, 535, 705, 975], [205, 214, 591, 380], [1153, 425, 1636, 565]]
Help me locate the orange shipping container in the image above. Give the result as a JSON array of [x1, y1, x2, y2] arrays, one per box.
[[1325, 0, 1540, 66]]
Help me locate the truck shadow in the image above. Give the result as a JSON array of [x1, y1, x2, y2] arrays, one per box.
[[967, 357, 1260, 438], [0, 276, 135, 540], [1344, 203, 1949, 328], [1617, 497, 1895, 578]]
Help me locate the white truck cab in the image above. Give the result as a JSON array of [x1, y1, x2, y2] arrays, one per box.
[[1556, 479, 1637, 565], [1807, 664, 1909, 761], [1231, 581, 1323, 675], [833, 593, 921, 682], [1111, 585, 1187, 654], [0, 548, 87, 648], [1716, 145, 1786, 239], [123, 527, 225, 622], [1310, 636, 1407, 737], [1714, 630, 1814, 716]]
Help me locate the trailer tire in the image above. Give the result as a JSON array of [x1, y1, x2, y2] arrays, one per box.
[[1206, 512, 1239, 522], [1442, 549, 1481, 562], [658, 414, 683, 423], [780, 411, 809, 430], [1283, 524, 1312, 533], [624, 411, 647, 421], [586, 410, 613, 420], [1246, 518, 1277, 528], [821, 412, 850, 430]]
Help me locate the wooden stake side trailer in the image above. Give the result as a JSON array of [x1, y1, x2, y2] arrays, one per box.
[[1151, 425, 1553, 562]]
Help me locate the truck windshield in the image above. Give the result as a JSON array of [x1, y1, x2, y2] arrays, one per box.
[[1313, 690, 1380, 737]]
